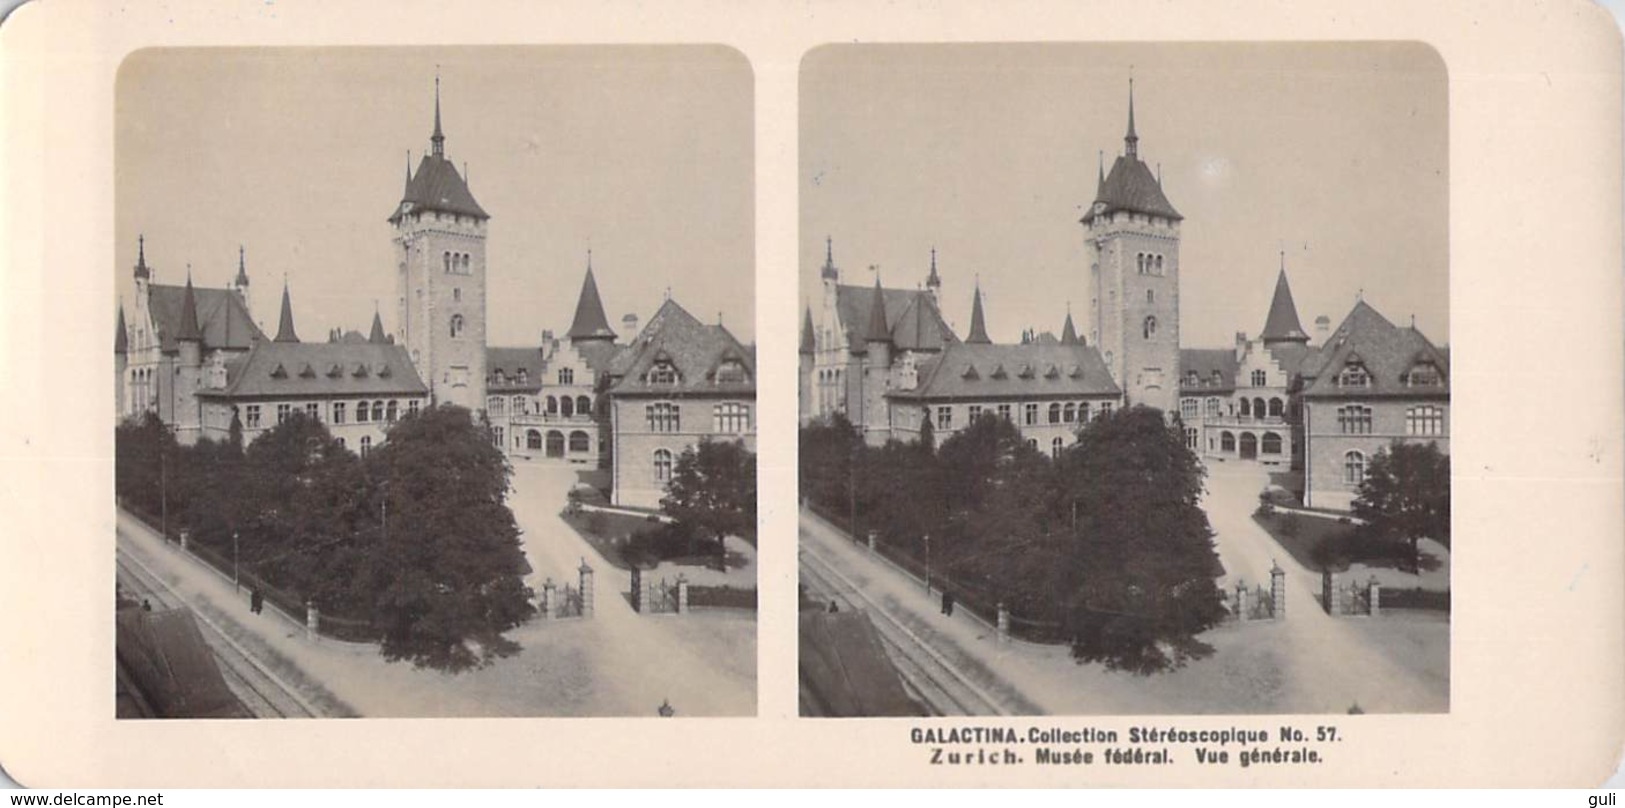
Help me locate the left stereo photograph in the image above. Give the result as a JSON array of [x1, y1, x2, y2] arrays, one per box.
[[111, 46, 758, 719]]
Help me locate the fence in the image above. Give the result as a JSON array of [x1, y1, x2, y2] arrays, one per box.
[[123, 506, 382, 642], [1322, 571, 1376, 616], [688, 585, 757, 611], [1226, 563, 1287, 623], [804, 500, 1064, 644], [539, 559, 596, 620]]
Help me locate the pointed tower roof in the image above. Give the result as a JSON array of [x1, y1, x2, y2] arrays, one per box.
[[865, 276, 892, 344], [274, 281, 299, 343], [115, 303, 129, 354], [176, 274, 202, 342], [431, 74, 445, 158], [234, 246, 250, 288], [1061, 308, 1079, 345], [1124, 75, 1139, 158], [1081, 78, 1182, 224], [800, 306, 816, 355], [820, 236, 839, 281], [567, 256, 617, 342], [925, 247, 941, 290], [403, 151, 413, 196], [369, 308, 388, 344], [133, 234, 151, 281], [390, 76, 488, 222], [966, 282, 991, 344], [1261, 261, 1309, 344]]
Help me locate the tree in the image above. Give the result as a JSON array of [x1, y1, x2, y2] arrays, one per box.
[[661, 439, 757, 570], [798, 413, 860, 510], [1351, 440, 1450, 574], [360, 405, 536, 672], [114, 412, 175, 518], [1054, 405, 1227, 674], [918, 409, 935, 453]]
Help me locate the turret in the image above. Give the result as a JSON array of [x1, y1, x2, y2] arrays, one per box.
[[274, 280, 299, 343], [1260, 255, 1310, 346], [1061, 306, 1080, 345], [114, 303, 129, 419], [965, 280, 991, 345], [864, 275, 892, 366], [567, 252, 617, 343], [229, 245, 251, 313], [369, 306, 388, 344], [924, 247, 942, 305]]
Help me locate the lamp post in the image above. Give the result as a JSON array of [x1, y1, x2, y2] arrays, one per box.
[[232, 530, 240, 592], [923, 532, 932, 596]]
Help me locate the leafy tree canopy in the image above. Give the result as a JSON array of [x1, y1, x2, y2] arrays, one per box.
[[1352, 440, 1450, 573], [662, 439, 758, 567]]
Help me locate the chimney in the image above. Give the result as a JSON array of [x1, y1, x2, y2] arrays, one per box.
[[621, 313, 639, 337], [1315, 315, 1331, 343], [1235, 331, 1248, 360], [541, 329, 554, 343]]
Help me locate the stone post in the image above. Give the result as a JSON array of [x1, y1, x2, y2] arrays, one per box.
[[630, 567, 643, 613], [996, 602, 1010, 643], [1270, 561, 1286, 620], [677, 574, 689, 614], [1368, 576, 1381, 616], [542, 578, 557, 619], [866, 530, 877, 555], [179, 529, 189, 553], [1235, 579, 1249, 621], [1323, 571, 1339, 616], [579, 558, 594, 619], [304, 601, 319, 642]]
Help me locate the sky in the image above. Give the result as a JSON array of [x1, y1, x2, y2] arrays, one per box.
[[800, 42, 1449, 348], [116, 46, 755, 346]]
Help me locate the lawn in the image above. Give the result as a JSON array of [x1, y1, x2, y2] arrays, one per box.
[[560, 508, 667, 570], [1254, 507, 1450, 597], [1251, 508, 1356, 572]]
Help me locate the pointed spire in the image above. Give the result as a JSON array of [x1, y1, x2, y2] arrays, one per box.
[[115, 302, 129, 354], [274, 279, 299, 343], [925, 246, 941, 290], [800, 306, 816, 355], [821, 236, 838, 281], [431, 72, 445, 158], [1096, 151, 1106, 196], [234, 245, 250, 287], [404, 150, 413, 196], [176, 272, 202, 342], [369, 304, 387, 344], [133, 234, 151, 280], [1061, 306, 1079, 345], [1260, 263, 1309, 344], [966, 280, 991, 344], [1124, 72, 1139, 159], [865, 275, 891, 344], [566, 256, 617, 341]]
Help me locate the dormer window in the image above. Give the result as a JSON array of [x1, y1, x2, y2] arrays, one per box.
[[1405, 362, 1441, 387], [716, 359, 747, 384], [494, 370, 507, 385], [1211, 369, 1223, 385], [648, 362, 678, 385], [1186, 370, 1199, 386], [517, 369, 529, 385], [1337, 362, 1370, 388]]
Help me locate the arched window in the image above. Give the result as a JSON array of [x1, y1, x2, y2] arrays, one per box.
[[1155, 255, 1164, 274], [356, 401, 369, 423], [559, 368, 574, 385], [372, 401, 385, 422], [1344, 451, 1367, 485], [527, 429, 543, 450], [1221, 431, 1236, 452], [654, 449, 674, 483], [568, 431, 591, 453], [443, 252, 451, 273], [1077, 402, 1091, 422], [577, 395, 592, 415], [546, 395, 558, 414], [450, 314, 465, 339], [1144, 316, 1157, 339], [1253, 398, 1266, 418], [359, 436, 372, 457], [1048, 403, 1061, 424], [1052, 437, 1064, 459], [545, 431, 565, 458], [386, 400, 398, 422], [1252, 369, 1267, 387], [1136, 254, 1145, 274], [1262, 432, 1282, 455], [561, 396, 575, 418], [1239, 397, 1251, 417], [1064, 403, 1077, 423], [1268, 397, 1284, 417]]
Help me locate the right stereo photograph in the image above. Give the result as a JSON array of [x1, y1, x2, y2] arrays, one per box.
[[796, 42, 1450, 717]]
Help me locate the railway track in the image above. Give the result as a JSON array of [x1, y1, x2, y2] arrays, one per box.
[[116, 546, 322, 719], [800, 539, 1009, 717]]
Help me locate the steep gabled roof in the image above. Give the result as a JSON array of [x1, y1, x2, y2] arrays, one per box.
[[566, 264, 617, 342], [368, 311, 388, 344], [1060, 311, 1079, 345], [893, 342, 1120, 401], [486, 346, 546, 392], [1301, 300, 1450, 399], [196, 340, 426, 399], [834, 284, 958, 353], [149, 284, 264, 353], [608, 298, 755, 397], [1179, 349, 1241, 394], [1081, 154, 1182, 223]]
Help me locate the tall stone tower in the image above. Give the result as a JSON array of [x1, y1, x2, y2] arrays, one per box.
[[391, 76, 490, 413], [1083, 79, 1182, 415]]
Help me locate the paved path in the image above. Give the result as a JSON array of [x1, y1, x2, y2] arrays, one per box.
[[1203, 463, 1448, 713]]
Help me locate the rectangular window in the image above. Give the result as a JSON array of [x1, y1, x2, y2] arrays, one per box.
[[647, 402, 680, 432], [714, 402, 750, 433], [1338, 405, 1373, 435], [1023, 403, 1038, 426], [276, 403, 292, 424], [332, 402, 346, 424], [245, 405, 261, 429], [306, 402, 320, 421], [493, 426, 505, 448], [1098, 402, 1114, 419], [408, 400, 420, 416], [1181, 398, 1198, 419], [936, 406, 952, 430], [968, 405, 982, 423], [1407, 405, 1445, 436], [997, 404, 1012, 422]]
